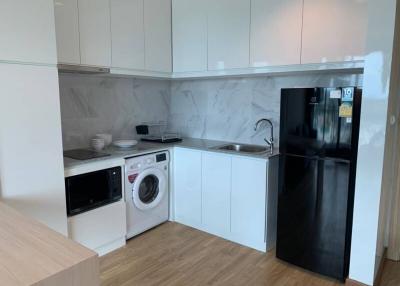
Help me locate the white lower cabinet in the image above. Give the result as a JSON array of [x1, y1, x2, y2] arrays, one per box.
[[202, 152, 231, 238], [173, 147, 276, 252], [174, 148, 202, 228], [231, 157, 267, 251], [68, 201, 126, 256]]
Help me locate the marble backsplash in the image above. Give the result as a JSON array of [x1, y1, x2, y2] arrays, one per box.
[[59, 72, 363, 150], [59, 73, 170, 150], [169, 73, 363, 146]]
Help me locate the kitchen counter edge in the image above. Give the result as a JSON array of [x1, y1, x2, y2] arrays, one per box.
[[64, 138, 279, 177]]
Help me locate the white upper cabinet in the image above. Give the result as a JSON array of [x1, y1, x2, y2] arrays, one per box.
[[144, 0, 172, 72], [207, 0, 251, 70], [250, 0, 303, 67], [302, 0, 367, 64], [52, 0, 367, 76], [0, 0, 57, 64], [172, 0, 207, 73], [78, 0, 111, 67], [54, 0, 81, 65], [111, 0, 145, 70]]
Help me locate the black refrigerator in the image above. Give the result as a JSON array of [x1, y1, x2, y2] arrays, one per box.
[[276, 87, 362, 281]]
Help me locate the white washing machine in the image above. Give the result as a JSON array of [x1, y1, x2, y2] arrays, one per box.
[[125, 151, 169, 239]]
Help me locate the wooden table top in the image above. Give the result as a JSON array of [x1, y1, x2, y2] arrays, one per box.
[[0, 202, 98, 285]]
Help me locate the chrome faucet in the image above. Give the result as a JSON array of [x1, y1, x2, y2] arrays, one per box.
[[254, 118, 274, 154]]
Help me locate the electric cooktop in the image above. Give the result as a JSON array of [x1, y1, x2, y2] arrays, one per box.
[[63, 149, 111, 160]]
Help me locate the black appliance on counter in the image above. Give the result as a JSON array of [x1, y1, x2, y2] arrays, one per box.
[[65, 167, 122, 216], [276, 87, 362, 281], [136, 124, 182, 143]]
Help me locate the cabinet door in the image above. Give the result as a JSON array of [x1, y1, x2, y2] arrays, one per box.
[[172, 0, 207, 72], [202, 152, 231, 237], [144, 0, 172, 72], [302, 0, 367, 64], [68, 201, 126, 255], [54, 0, 81, 64], [0, 0, 57, 64], [174, 148, 202, 228], [78, 0, 111, 67], [111, 0, 145, 70], [231, 157, 266, 251], [250, 0, 302, 67], [208, 0, 250, 70]]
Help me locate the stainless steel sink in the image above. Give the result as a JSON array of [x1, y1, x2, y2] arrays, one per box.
[[213, 144, 270, 154]]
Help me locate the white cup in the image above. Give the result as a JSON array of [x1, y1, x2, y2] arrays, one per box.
[[91, 138, 105, 151], [95, 133, 112, 146]]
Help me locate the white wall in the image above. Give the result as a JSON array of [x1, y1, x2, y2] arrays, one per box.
[[349, 0, 397, 284], [0, 64, 68, 235]]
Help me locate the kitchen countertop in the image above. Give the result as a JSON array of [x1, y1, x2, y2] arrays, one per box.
[[0, 201, 99, 286], [63, 138, 279, 174]]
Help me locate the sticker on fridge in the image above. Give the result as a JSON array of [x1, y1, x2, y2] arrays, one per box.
[[330, 90, 342, 99], [342, 88, 354, 102], [339, 103, 353, 118]]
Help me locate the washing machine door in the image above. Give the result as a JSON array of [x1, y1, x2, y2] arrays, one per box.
[[132, 167, 166, 211]]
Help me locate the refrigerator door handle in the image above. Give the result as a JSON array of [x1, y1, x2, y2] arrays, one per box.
[[321, 157, 351, 164], [284, 153, 320, 161]]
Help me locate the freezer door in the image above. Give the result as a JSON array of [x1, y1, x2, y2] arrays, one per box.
[[277, 155, 350, 281], [324, 87, 360, 160], [280, 88, 326, 157]]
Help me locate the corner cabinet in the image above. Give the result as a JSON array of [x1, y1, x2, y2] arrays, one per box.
[[173, 147, 278, 252], [110, 0, 172, 75], [172, 0, 207, 73], [144, 0, 172, 72], [301, 0, 367, 64]]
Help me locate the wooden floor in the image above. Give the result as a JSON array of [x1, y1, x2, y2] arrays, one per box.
[[100, 222, 400, 286], [380, 259, 400, 286]]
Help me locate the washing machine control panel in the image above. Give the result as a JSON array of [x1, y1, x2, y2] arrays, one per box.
[[146, 157, 155, 164], [126, 151, 169, 173]]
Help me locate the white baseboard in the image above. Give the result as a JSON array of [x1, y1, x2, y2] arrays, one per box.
[[95, 237, 126, 257]]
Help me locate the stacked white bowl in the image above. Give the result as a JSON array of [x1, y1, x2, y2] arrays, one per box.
[[91, 138, 105, 151], [91, 133, 113, 151], [95, 133, 113, 146]]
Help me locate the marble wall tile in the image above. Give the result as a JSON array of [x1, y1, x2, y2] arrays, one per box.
[[59, 73, 171, 150], [168, 73, 363, 146], [59, 72, 363, 150]]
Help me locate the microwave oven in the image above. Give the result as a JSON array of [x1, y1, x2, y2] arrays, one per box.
[[65, 166, 122, 216]]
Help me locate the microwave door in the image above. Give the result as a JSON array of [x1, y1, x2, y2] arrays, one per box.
[[65, 167, 122, 216]]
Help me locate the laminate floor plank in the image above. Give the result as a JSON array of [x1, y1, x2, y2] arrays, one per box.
[[100, 222, 399, 286]]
